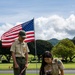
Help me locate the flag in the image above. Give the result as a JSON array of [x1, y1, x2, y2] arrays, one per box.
[[1, 19, 35, 47]]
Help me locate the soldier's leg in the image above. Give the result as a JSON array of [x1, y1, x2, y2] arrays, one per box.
[[13, 67, 20, 75], [20, 58, 26, 75], [13, 58, 21, 75]]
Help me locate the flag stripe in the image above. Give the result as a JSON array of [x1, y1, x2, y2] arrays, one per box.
[[2, 35, 18, 40], [2, 37, 34, 45], [3, 25, 21, 34], [2, 26, 22, 37]]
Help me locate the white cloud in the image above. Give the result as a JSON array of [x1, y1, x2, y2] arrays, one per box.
[[0, 14, 75, 40], [35, 14, 75, 40], [0, 23, 14, 36]]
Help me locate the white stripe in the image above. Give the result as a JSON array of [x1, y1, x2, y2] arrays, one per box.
[[26, 34, 34, 37], [2, 43, 12, 46], [26, 31, 34, 33]]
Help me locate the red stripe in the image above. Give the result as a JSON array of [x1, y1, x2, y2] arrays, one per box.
[[25, 37, 35, 41], [2, 26, 22, 37], [4, 28, 22, 36], [2, 35, 18, 40], [2, 37, 18, 42], [26, 35, 34, 38], [2, 30, 21, 38], [3, 25, 21, 35]]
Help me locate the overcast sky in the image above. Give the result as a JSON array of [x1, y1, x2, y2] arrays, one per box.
[[0, 0, 75, 40]]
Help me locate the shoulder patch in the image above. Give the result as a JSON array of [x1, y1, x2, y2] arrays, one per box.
[[57, 60, 61, 64], [54, 59, 61, 64]]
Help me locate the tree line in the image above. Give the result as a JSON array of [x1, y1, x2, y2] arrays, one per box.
[[0, 38, 75, 63]]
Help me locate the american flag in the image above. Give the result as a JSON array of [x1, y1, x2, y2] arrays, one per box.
[[1, 19, 35, 47]]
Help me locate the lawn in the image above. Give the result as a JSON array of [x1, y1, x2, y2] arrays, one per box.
[[0, 74, 75, 75], [0, 74, 38, 75], [0, 56, 75, 75], [0, 62, 75, 70], [0, 62, 75, 75]]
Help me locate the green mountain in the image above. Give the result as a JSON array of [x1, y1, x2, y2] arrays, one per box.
[[73, 37, 75, 40], [47, 38, 60, 46]]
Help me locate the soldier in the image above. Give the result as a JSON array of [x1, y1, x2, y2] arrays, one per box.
[[10, 30, 29, 75]]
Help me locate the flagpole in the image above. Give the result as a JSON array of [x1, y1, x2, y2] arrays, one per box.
[[33, 18, 38, 75]]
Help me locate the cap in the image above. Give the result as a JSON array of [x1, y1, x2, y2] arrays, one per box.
[[19, 30, 26, 38]]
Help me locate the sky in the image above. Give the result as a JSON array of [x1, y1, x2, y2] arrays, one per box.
[[0, 0, 75, 40]]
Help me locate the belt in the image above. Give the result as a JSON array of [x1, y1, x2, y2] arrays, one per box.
[[16, 57, 25, 59]]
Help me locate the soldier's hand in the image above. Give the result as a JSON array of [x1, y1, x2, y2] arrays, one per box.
[[15, 63, 19, 68], [25, 63, 28, 68]]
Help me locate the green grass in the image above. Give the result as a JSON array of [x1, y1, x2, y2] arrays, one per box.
[[0, 74, 75, 75], [0, 63, 75, 75], [0, 63, 13, 69], [0, 74, 38, 75], [0, 74, 14, 75], [0, 62, 75, 70], [27, 63, 41, 69], [0, 56, 75, 75], [65, 74, 75, 75], [64, 63, 75, 69]]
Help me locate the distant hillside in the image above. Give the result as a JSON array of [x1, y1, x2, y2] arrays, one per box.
[[47, 38, 60, 46], [73, 37, 75, 40]]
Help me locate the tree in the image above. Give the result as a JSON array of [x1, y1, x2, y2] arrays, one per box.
[[0, 40, 11, 63], [28, 40, 53, 62], [0, 40, 53, 63], [52, 38, 75, 62]]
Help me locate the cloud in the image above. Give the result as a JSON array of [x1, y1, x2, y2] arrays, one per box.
[[0, 23, 14, 36], [35, 14, 75, 40], [0, 14, 75, 40]]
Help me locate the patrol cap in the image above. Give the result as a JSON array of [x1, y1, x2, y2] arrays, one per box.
[[19, 30, 26, 38]]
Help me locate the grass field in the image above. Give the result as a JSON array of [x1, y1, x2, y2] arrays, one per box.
[[0, 56, 75, 75], [0, 74, 75, 75], [0, 63, 75, 75], [0, 62, 75, 70]]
